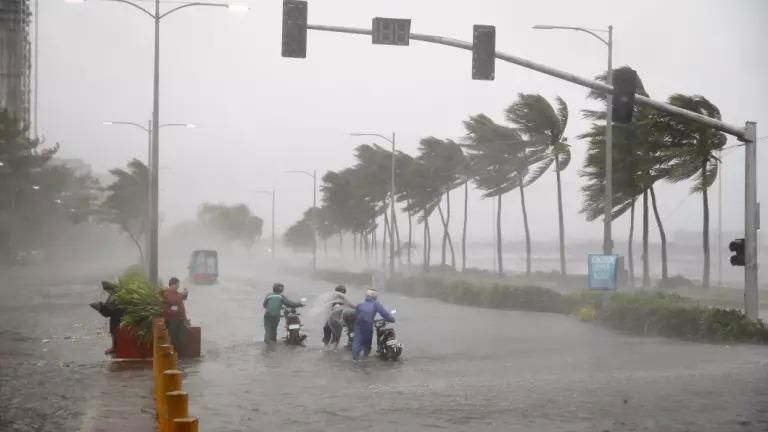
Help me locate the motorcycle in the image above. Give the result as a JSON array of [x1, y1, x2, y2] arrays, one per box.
[[283, 298, 308, 346], [375, 310, 402, 361]]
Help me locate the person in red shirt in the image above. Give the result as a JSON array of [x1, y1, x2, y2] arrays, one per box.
[[161, 277, 189, 356]]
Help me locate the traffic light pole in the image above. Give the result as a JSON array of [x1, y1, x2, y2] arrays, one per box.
[[304, 22, 759, 317], [744, 122, 758, 320]]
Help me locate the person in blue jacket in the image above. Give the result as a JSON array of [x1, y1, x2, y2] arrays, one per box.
[[352, 288, 395, 360]]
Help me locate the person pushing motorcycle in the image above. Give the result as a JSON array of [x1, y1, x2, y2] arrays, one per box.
[[352, 288, 394, 360], [263, 282, 304, 345], [323, 285, 354, 347]]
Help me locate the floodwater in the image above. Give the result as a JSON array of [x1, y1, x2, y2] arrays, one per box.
[[2, 264, 768, 431]]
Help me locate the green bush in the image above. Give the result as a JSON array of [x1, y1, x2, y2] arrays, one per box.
[[113, 271, 163, 344], [656, 274, 696, 290], [388, 275, 768, 345]]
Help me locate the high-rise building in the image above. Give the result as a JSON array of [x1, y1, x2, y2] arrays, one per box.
[[0, 0, 31, 125]]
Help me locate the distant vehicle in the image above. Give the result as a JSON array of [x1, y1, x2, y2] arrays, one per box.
[[187, 250, 218, 285]]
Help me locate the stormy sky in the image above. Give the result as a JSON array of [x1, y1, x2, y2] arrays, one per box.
[[41, 0, 767, 245]]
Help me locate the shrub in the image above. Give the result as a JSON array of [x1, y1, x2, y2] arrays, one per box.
[[113, 271, 163, 344], [656, 274, 696, 290]]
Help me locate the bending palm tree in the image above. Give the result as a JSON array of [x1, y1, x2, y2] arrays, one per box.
[[654, 94, 727, 289], [506, 93, 572, 277]]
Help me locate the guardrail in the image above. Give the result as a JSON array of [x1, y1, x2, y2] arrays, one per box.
[[152, 318, 199, 432]]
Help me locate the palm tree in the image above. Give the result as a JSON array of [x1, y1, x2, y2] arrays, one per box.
[[579, 67, 670, 286], [653, 94, 727, 289], [463, 114, 533, 276], [101, 158, 149, 265], [417, 137, 468, 270], [505, 93, 572, 277], [396, 156, 441, 272]]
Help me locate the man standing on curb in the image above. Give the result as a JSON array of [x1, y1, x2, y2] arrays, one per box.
[[162, 277, 189, 356]]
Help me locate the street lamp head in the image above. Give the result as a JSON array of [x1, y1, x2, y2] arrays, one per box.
[[532, 25, 556, 30], [64, 0, 86, 3], [102, 121, 114, 125], [227, 3, 249, 12], [185, 124, 197, 129], [32, 185, 41, 190]]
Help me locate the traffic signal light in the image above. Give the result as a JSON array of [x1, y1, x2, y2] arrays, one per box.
[[472, 25, 495, 80], [729, 238, 745, 266], [281, 0, 307, 58], [372, 17, 411, 46], [611, 67, 638, 124]]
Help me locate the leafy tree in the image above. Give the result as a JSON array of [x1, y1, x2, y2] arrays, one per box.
[[101, 159, 149, 264], [653, 94, 727, 289], [396, 154, 442, 271], [284, 208, 316, 253], [0, 109, 59, 261], [416, 137, 468, 270], [198, 203, 263, 252], [506, 93, 572, 276]]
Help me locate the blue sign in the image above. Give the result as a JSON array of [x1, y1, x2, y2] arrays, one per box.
[[588, 254, 618, 290]]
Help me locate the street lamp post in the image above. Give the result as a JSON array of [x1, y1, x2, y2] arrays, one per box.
[[255, 189, 276, 261], [533, 24, 613, 255], [70, 0, 244, 284], [287, 170, 317, 270], [350, 132, 397, 278], [102, 120, 195, 273]]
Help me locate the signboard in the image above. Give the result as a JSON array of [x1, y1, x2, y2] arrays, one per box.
[[372, 18, 411, 46], [588, 254, 618, 290]]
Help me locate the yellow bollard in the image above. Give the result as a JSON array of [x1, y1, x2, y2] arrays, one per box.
[[162, 370, 183, 394], [164, 391, 189, 432], [173, 417, 198, 432], [156, 345, 177, 423]]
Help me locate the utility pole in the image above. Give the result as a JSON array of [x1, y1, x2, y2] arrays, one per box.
[[604, 25, 614, 255], [271, 188, 276, 261], [390, 133, 396, 278]]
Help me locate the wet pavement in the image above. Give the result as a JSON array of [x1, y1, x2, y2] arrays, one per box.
[[3, 264, 768, 432], [182, 270, 768, 432], [0, 265, 154, 432]]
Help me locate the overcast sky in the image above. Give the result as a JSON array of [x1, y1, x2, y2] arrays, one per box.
[[41, 0, 767, 245]]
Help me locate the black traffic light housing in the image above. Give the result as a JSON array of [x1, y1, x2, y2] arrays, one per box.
[[472, 25, 495, 80], [281, 0, 308, 58], [611, 67, 638, 124], [729, 238, 745, 266]]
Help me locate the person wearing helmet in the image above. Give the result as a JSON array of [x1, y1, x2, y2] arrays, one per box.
[[352, 288, 394, 360], [263, 282, 304, 345], [323, 285, 354, 347]]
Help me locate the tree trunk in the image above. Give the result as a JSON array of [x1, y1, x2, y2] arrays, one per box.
[[462, 181, 468, 272], [554, 155, 567, 277], [496, 194, 503, 276], [324, 239, 328, 259], [702, 160, 711, 289], [339, 232, 343, 257], [519, 184, 531, 277], [127, 230, 145, 269], [422, 208, 428, 272], [407, 210, 413, 273], [649, 186, 668, 280], [439, 194, 447, 267], [642, 190, 650, 289], [393, 208, 402, 266], [628, 199, 636, 289], [353, 232, 357, 260]]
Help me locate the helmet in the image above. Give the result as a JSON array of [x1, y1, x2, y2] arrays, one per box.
[[272, 282, 284, 293], [366, 288, 379, 300], [335, 285, 347, 294]]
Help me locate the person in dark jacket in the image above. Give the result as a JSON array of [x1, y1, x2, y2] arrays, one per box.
[[352, 288, 394, 360], [263, 282, 304, 345]]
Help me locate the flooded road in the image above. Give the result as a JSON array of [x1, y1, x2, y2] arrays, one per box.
[[2, 264, 768, 431], [183, 271, 768, 432]]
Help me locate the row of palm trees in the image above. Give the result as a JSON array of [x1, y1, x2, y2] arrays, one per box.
[[288, 67, 726, 287]]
